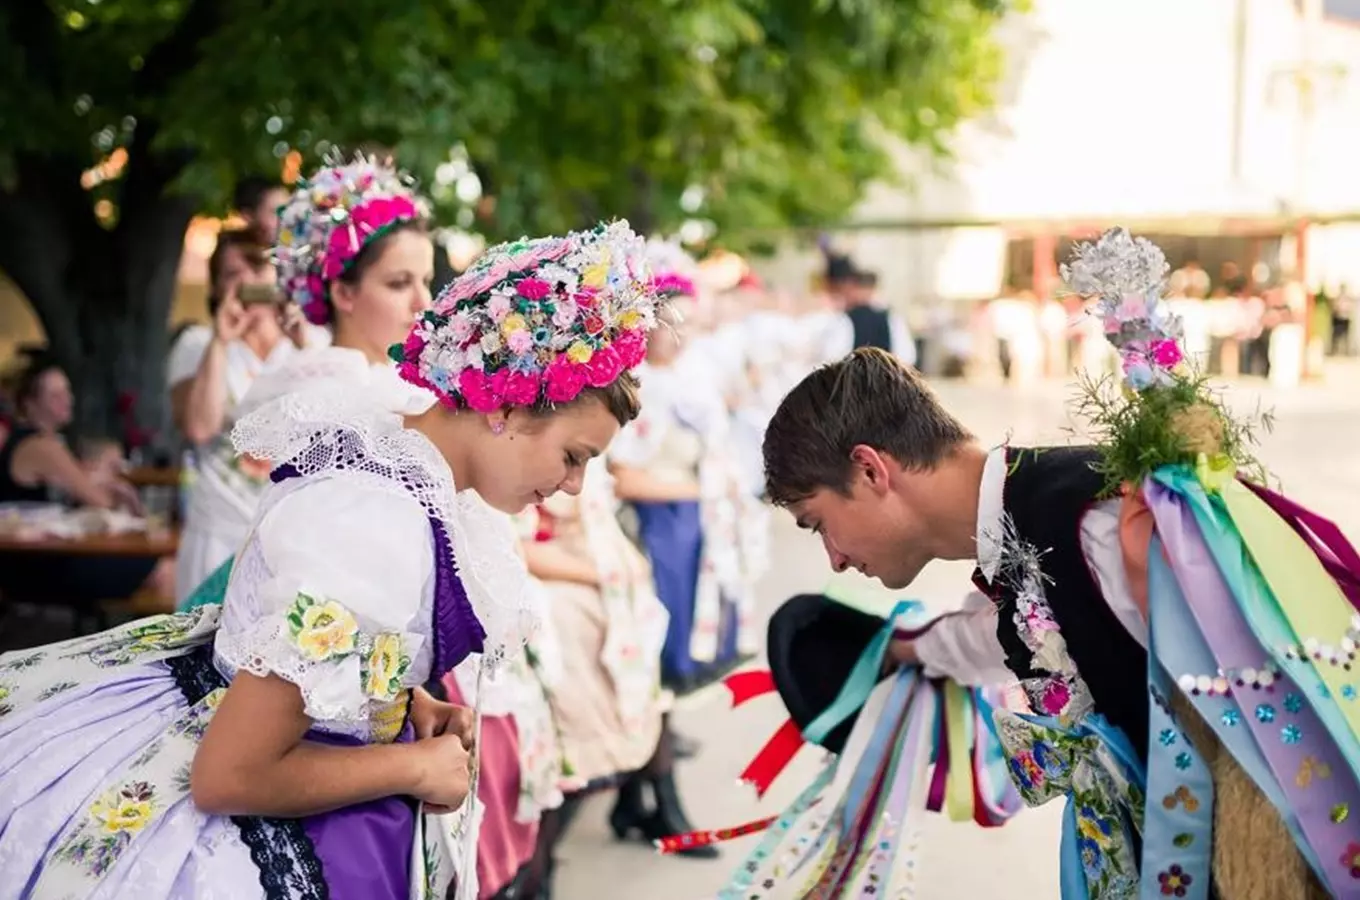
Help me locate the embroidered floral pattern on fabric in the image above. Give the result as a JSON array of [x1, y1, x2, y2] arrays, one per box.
[[286, 593, 360, 661], [988, 512, 1094, 720], [363, 634, 413, 702], [53, 781, 157, 876]]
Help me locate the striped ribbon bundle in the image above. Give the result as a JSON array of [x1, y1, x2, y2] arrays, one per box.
[[657, 603, 1022, 899]]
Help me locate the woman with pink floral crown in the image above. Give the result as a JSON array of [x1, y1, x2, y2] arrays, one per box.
[[0, 220, 665, 900]]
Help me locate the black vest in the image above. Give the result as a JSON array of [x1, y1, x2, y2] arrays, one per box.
[[974, 445, 1150, 759], [846, 305, 892, 353]]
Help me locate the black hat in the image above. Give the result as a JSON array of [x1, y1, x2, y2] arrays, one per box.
[[766, 593, 887, 755], [825, 254, 857, 285]]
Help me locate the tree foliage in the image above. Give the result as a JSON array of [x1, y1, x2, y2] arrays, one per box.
[[0, 0, 1015, 437]]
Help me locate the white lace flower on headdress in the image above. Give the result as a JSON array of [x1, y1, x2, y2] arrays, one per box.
[[1061, 227, 1185, 392], [274, 154, 429, 326], [391, 220, 665, 411]]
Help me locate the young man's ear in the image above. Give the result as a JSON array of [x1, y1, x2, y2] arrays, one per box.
[[849, 444, 893, 496]]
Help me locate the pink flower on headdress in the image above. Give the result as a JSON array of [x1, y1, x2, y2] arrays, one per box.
[[506, 329, 534, 355], [502, 370, 543, 407], [401, 330, 426, 361], [487, 294, 513, 322], [397, 361, 435, 395], [613, 329, 647, 369], [583, 314, 605, 336], [516, 278, 552, 301], [1116, 293, 1148, 323], [1150, 338, 1183, 369], [552, 299, 579, 328], [447, 312, 474, 341], [1040, 679, 1071, 716], [583, 345, 624, 388], [459, 367, 506, 412], [544, 357, 588, 403]]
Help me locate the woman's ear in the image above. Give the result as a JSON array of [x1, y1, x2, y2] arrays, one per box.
[[329, 279, 356, 315]]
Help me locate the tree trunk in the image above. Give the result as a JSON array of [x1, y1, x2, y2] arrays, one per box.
[[0, 150, 195, 452]]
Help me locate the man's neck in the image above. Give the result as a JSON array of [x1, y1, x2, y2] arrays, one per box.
[[919, 443, 988, 562]]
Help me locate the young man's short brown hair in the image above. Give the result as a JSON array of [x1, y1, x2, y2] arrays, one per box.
[[762, 347, 973, 505]]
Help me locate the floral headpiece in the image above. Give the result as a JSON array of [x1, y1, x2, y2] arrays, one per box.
[[1062, 227, 1269, 491], [391, 220, 661, 411], [274, 155, 429, 326], [645, 238, 699, 300], [1061, 227, 1186, 391]]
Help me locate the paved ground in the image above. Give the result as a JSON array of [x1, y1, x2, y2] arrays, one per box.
[[555, 367, 1360, 900]]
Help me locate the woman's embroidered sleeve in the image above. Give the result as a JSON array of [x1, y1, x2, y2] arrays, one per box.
[[218, 477, 434, 723]]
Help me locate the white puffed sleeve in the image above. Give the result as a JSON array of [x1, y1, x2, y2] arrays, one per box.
[[913, 591, 1015, 687], [216, 476, 436, 724]]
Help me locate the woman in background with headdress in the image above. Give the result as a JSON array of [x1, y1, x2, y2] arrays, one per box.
[[609, 248, 767, 696]]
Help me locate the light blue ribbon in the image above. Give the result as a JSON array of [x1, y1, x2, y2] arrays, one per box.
[[1140, 539, 1215, 899], [801, 599, 921, 746]]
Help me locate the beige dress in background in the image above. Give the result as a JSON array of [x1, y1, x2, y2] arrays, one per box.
[[523, 461, 670, 783]]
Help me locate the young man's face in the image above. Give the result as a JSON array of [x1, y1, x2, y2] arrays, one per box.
[[785, 458, 936, 590]]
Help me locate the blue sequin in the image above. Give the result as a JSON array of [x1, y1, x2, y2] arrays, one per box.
[[1284, 693, 1303, 714], [1343, 684, 1357, 701], [1158, 728, 1177, 747], [1175, 752, 1192, 770], [1221, 709, 1242, 727], [1282, 725, 1302, 744], [1256, 704, 1276, 723]]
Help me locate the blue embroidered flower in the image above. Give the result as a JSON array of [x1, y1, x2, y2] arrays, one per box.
[[1032, 741, 1068, 779], [1282, 725, 1302, 744], [1078, 837, 1105, 880], [1221, 709, 1241, 727], [1175, 752, 1193, 770], [1284, 693, 1304, 714], [1159, 728, 1177, 747], [428, 366, 455, 394], [1255, 704, 1276, 724]]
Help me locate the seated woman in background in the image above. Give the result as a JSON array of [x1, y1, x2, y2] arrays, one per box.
[[0, 354, 165, 617]]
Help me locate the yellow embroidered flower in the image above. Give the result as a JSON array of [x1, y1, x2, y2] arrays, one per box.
[[618, 310, 642, 329], [286, 593, 359, 662], [0, 685, 9, 704], [362, 633, 411, 701], [581, 258, 610, 289], [91, 783, 155, 835], [501, 313, 528, 336], [1195, 452, 1237, 494], [566, 342, 593, 364], [203, 688, 226, 711]]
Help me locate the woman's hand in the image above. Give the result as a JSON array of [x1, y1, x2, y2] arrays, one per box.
[[109, 478, 144, 516], [280, 303, 308, 350], [410, 687, 476, 750], [409, 732, 473, 811]]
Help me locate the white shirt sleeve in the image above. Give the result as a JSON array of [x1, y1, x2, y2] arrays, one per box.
[[166, 325, 213, 387], [912, 591, 1014, 686], [220, 476, 436, 722], [889, 314, 917, 367], [1079, 498, 1148, 649]]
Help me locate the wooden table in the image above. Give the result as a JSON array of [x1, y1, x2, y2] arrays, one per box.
[[125, 466, 182, 489], [0, 528, 179, 637], [0, 528, 178, 557]]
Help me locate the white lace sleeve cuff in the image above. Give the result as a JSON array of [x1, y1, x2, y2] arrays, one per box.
[[221, 574, 427, 722]]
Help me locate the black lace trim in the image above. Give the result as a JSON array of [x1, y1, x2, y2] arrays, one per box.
[[165, 646, 329, 900]]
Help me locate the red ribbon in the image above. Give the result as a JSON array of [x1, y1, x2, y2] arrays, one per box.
[[724, 668, 776, 707], [739, 718, 806, 799]]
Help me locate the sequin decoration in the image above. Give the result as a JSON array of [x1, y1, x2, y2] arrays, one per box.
[[1296, 756, 1332, 788], [1343, 684, 1357, 701], [1221, 709, 1241, 727], [1334, 804, 1352, 825], [1158, 728, 1177, 747], [1283, 693, 1304, 714], [1176, 663, 1279, 697], [1175, 752, 1192, 771], [1281, 725, 1302, 744], [1173, 833, 1194, 848], [1256, 704, 1276, 723]]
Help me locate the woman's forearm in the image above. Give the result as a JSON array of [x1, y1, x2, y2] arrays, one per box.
[[192, 738, 420, 817], [609, 464, 701, 503], [523, 541, 599, 587], [179, 339, 230, 444]]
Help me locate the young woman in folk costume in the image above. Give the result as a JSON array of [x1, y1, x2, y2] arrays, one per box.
[[178, 155, 437, 611], [755, 228, 1360, 899], [609, 242, 770, 695], [0, 220, 666, 900]]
